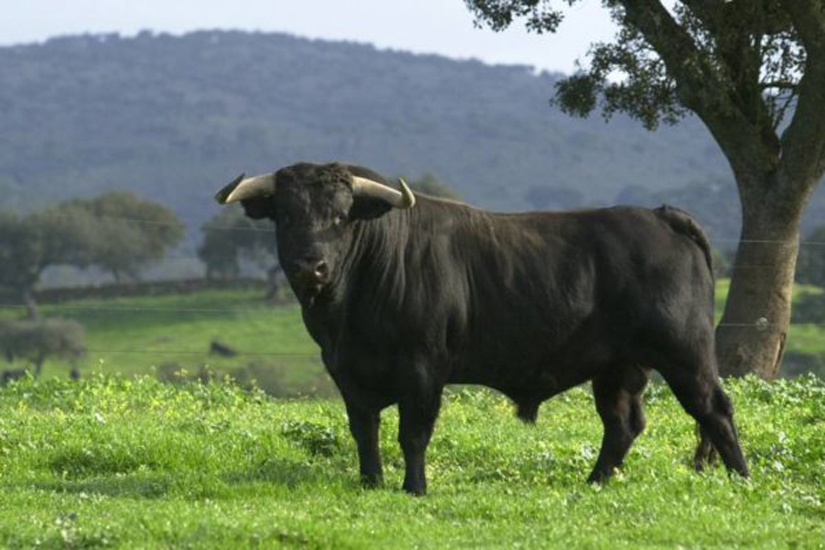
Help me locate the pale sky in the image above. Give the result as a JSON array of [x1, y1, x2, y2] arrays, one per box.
[[0, 0, 616, 73]]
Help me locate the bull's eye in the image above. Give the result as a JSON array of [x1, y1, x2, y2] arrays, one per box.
[[332, 215, 344, 227]]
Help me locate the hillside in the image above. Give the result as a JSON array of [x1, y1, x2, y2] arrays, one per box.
[[3, 31, 823, 246], [0, 375, 822, 547]]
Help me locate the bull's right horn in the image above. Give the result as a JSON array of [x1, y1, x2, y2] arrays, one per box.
[[351, 176, 416, 209], [214, 172, 277, 204]]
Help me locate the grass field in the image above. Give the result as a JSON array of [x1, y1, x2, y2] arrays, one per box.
[[5, 289, 327, 395], [0, 375, 823, 548], [3, 280, 822, 390]]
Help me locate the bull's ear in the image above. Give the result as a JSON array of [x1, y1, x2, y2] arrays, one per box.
[[239, 197, 276, 220], [349, 196, 392, 220]]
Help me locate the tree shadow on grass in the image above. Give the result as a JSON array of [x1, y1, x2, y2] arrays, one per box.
[[222, 457, 330, 489], [9, 474, 171, 499]]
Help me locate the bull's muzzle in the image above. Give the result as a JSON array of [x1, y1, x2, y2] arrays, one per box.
[[293, 259, 330, 286]]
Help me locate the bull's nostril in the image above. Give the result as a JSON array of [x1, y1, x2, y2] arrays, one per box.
[[314, 260, 329, 280]]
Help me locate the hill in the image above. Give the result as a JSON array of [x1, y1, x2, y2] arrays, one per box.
[[0, 374, 822, 547], [4, 30, 823, 246]]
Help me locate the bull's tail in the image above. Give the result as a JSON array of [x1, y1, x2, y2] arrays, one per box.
[[654, 204, 714, 278]]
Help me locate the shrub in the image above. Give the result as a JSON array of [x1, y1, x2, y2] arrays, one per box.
[[0, 318, 86, 376]]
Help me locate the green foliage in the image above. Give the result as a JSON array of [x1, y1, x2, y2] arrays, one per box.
[[0, 192, 184, 317], [467, 1, 805, 132], [0, 212, 44, 293], [0, 374, 823, 547], [796, 224, 825, 288], [281, 420, 341, 458], [0, 289, 324, 390], [64, 192, 185, 282]]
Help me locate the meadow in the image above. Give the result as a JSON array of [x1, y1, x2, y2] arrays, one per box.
[[0, 374, 823, 548], [6, 280, 823, 391]]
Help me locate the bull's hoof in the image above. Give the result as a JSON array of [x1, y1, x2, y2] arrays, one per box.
[[586, 468, 613, 484], [693, 439, 718, 472], [360, 474, 384, 488], [402, 482, 426, 496]]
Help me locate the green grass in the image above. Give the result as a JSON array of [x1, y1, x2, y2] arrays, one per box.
[[1, 279, 822, 391], [0, 375, 823, 548], [1, 289, 325, 393], [715, 280, 825, 356]]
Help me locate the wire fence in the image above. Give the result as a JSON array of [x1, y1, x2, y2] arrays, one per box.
[[1, 211, 824, 365], [0, 302, 823, 328]]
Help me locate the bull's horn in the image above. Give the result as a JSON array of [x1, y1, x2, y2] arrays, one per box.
[[214, 172, 277, 204], [351, 176, 416, 209]]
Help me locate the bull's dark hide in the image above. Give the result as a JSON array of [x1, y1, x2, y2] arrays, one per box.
[[219, 162, 749, 495]]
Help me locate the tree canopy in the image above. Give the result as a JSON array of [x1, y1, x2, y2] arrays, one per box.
[[466, 0, 825, 379], [0, 192, 184, 316]]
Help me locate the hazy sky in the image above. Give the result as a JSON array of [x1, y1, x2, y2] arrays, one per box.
[[0, 0, 616, 73]]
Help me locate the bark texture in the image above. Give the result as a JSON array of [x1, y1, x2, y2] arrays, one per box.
[[715, 176, 808, 378]]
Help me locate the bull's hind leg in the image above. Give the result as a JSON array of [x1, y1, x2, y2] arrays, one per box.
[[659, 361, 749, 477], [588, 365, 649, 483]]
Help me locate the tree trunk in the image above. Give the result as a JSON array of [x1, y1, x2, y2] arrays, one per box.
[[715, 175, 807, 379], [21, 287, 40, 321]]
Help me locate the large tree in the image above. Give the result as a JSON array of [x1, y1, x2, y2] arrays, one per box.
[[0, 207, 98, 319], [67, 192, 185, 282], [466, 0, 825, 379], [0, 193, 184, 317]]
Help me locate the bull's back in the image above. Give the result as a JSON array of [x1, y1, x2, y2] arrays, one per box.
[[440, 205, 713, 387]]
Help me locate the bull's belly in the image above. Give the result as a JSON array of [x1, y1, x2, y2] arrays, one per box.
[[447, 359, 594, 395]]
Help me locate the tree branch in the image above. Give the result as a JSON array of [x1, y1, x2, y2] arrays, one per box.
[[617, 0, 778, 178], [777, 0, 825, 190], [681, 0, 726, 36], [759, 80, 799, 90], [780, 0, 825, 55]]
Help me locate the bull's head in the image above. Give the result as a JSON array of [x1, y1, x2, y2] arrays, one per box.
[[214, 162, 415, 304]]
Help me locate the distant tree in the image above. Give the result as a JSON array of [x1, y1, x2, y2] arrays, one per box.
[[409, 174, 462, 200], [466, 0, 825, 379], [199, 209, 247, 280], [0, 318, 86, 377], [0, 206, 101, 318], [198, 207, 282, 298], [0, 212, 46, 319], [0, 192, 182, 317], [68, 192, 185, 282], [796, 225, 825, 288]]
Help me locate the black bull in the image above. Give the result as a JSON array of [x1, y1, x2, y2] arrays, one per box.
[[215, 162, 748, 494]]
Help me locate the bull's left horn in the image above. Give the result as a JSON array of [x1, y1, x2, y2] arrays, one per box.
[[351, 176, 416, 209], [214, 172, 277, 204]]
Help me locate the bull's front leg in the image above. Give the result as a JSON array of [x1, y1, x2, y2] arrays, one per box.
[[344, 401, 383, 487], [397, 362, 443, 496]]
